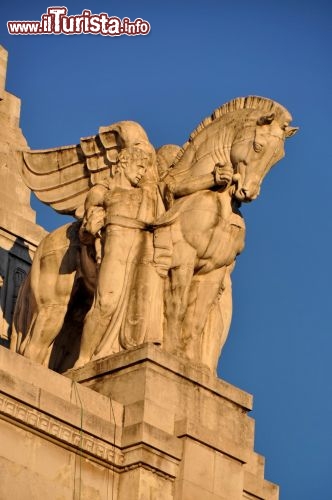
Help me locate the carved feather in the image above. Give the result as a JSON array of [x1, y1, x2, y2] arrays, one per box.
[[18, 121, 156, 217]]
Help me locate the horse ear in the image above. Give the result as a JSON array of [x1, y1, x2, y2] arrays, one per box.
[[284, 126, 299, 138], [257, 113, 275, 126]]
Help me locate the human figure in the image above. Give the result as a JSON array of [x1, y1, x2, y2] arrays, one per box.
[[74, 146, 165, 367]]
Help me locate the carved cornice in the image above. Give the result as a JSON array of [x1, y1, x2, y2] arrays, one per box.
[[0, 391, 124, 469]]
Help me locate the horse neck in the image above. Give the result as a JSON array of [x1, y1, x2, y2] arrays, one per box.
[[172, 116, 237, 179], [216, 187, 242, 220]]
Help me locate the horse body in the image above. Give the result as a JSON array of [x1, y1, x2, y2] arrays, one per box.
[[11, 222, 95, 368], [158, 189, 245, 368]]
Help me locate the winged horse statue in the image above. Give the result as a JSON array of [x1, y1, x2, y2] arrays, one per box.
[[10, 96, 298, 372]]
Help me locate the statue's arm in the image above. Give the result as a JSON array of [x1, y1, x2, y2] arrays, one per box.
[[85, 184, 107, 212], [169, 173, 216, 198], [80, 185, 107, 241], [167, 163, 234, 199]]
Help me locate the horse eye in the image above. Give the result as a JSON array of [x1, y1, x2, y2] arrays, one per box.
[[253, 141, 264, 153]]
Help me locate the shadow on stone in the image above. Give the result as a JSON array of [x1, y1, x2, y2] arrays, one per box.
[[0, 237, 32, 347]]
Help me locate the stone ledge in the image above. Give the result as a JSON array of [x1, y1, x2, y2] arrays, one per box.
[[244, 469, 279, 500], [244, 451, 266, 477], [121, 444, 180, 479], [66, 342, 253, 411], [0, 209, 47, 246], [0, 347, 122, 423], [175, 418, 251, 464], [122, 421, 182, 459]]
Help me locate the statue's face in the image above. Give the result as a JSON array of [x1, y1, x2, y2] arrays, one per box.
[[124, 157, 148, 186]]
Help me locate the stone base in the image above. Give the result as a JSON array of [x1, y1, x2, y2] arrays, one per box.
[[0, 344, 278, 499]]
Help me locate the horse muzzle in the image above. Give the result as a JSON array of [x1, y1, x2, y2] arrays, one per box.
[[234, 186, 260, 202], [232, 170, 260, 202]]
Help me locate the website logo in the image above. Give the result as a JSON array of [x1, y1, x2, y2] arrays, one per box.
[[7, 7, 151, 36]]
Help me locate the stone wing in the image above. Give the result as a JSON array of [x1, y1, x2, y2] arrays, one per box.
[[21, 143, 90, 217], [19, 121, 152, 217]]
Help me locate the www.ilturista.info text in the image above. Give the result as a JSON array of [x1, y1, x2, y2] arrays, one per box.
[[7, 7, 151, 36]]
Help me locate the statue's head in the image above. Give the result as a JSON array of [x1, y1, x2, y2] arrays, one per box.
[[117, 147, 152, 186], [230, 108, 298, 202], [98, 120, 158, 182], [169, 96, 298, 204]]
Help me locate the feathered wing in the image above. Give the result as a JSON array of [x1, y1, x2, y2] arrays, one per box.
[[18, 120, 156, 217], [21, 144, 89, 217]]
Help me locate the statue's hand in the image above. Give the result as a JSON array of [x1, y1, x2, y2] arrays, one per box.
[[84, 207, 105, 236], [154, 264, 169, 278], [214, 163, 233, 189]]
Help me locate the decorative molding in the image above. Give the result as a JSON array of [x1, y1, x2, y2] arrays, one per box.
[[0, 391, 179, 479], [0, 392, 124, 468]]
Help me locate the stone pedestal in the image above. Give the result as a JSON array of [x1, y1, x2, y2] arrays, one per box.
[[0, 343, 278, 499]]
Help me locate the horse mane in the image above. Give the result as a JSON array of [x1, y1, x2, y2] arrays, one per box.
[[172, 96, 292, 167]]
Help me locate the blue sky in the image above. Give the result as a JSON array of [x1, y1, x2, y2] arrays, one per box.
[[1, 1, 331, 498]]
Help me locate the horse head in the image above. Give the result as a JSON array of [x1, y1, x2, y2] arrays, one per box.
[[230, 110, 298, 202], [168, 96, 298, 203]]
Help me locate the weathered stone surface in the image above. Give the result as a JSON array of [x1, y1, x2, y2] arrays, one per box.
[[0, 46, 47, 346], [0, 348, 123, 499], [66, 343, 278, 498], [0, 344, 278, 499]]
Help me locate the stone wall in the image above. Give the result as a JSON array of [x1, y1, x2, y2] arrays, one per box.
[[0, 344, 279, 499]]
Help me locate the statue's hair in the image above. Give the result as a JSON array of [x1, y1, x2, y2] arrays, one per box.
[[117, 146, 151, 166]]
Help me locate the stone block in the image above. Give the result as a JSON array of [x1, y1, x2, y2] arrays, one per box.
[[74, 345, 255, 458], [174, 418, 250, 464], [118, 467, 174, 500], [244, 451, 265, 476], [70, 344, 252, 410], [244, 469, 279, 500], [122, 421, 182, 461], [174, 479, 222, 500], [213, 452, 243, 499], [0, 456, 74, 500], [179, 439, 215, 489], [124, 398, 175, 434]]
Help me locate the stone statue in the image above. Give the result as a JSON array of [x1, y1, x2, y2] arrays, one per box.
[[10, 96, 298, 372], [76, 145, 165, 367]]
